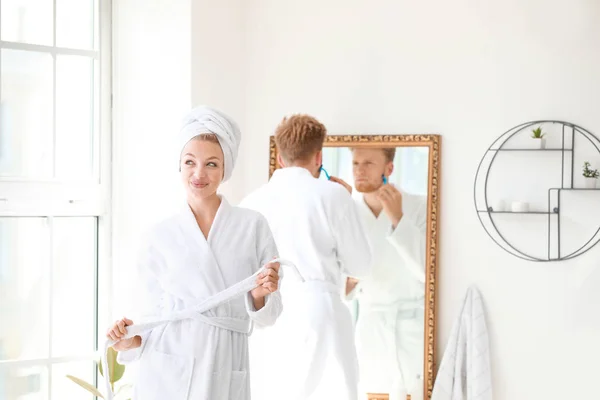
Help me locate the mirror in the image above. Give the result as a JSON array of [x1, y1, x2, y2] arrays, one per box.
[[269, 135, 441, 400]]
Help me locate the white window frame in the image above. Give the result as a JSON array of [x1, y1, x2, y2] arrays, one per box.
[[0, 0, 112, 396]]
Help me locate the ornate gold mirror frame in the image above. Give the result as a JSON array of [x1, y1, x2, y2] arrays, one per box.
[[268, 134, 441, 399]]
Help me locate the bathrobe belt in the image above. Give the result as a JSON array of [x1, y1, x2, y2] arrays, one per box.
[[101, 258, 300, 400]]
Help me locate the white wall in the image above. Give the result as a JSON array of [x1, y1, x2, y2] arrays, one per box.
[[190, 0, 248, 200], [112, 1, 600, 398], [111, 0, 192, 316], [236, 1, 600, 399]]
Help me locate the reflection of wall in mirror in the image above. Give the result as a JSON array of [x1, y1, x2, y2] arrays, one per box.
[[321, 147, 429, 196]]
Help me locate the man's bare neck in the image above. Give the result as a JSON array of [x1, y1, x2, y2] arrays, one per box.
[[288, 162, 312, 170], [363, 191, 383, 217]]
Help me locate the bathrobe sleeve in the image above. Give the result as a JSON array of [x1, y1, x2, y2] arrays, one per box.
[[117, 240, 166, 364], [245, 215, 283, 328], [386, 196, 427, 282]]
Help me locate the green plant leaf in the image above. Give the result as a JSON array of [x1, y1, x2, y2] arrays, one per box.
[[98, 347, 126, 383], [66, 375, 105, 399], [582, 161, 599, 178], [531, 126, 545, 138]]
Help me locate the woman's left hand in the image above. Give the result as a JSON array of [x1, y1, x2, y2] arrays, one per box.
[[251, 258, 280, 303]]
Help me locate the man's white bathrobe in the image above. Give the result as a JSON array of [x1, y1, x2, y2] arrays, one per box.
[[117, 197, 282, 400], [350, 191, 427, 395], [240, 167, 372, 400]]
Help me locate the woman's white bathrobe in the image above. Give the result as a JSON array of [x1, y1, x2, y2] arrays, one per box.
[[117, 198, 282, 400]]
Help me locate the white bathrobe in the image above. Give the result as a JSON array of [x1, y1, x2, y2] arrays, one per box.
[[117, 197, 282, 400], [240, 167, 372, 400], [431, 286, 492, 400], [351, 191, 427, 395]]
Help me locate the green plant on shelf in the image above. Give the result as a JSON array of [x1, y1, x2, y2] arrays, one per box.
[[531, 126, 545, 138], [583, 161, 599, 179]]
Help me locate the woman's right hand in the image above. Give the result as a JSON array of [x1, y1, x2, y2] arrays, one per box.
[[106, 317, 141, 351]]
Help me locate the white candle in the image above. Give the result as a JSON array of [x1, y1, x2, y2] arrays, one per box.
[[493, 199, 505, 211], [511, 201, 529, 212]]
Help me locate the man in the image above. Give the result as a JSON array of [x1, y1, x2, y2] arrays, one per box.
[[346, 147, 427, 397], [240, 114, 372, 400]]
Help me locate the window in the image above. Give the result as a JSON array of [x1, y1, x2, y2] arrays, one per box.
[[0, 0, 111, 399]]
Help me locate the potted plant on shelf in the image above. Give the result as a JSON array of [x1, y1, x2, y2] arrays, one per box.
[[582, 161, 599, 189], [66, 347, 132, 399], [531, 126, 546, 149]]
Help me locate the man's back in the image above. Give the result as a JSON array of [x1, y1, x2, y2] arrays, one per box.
[[241, 166, 372, 400], [240, 166, 371, 287]]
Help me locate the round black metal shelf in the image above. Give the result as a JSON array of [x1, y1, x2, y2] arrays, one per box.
[[474, 120, 600, 262]]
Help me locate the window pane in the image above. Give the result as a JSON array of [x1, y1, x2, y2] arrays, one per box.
[[1, 0, 53, 46], [51, 361, 94, 399], [55, 56, 95, 180], [51, 218, 97, 357], [0, 50, 53, 178], [0, 218, 50, 362], [56, 0, 95, 50], [0, 364, 48, 399]]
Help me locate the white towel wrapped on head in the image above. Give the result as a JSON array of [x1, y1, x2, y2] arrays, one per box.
[[179, 106, 241, 182]]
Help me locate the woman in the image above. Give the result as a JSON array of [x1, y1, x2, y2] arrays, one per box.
[[106, 106, 282, 400]]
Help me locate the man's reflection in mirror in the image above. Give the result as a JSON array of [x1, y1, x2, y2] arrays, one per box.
[[345, 147, 428, 396]]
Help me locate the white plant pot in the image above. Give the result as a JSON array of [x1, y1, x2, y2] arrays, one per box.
[[584, 178, 597, 189], [532, 137, 546, 149]]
